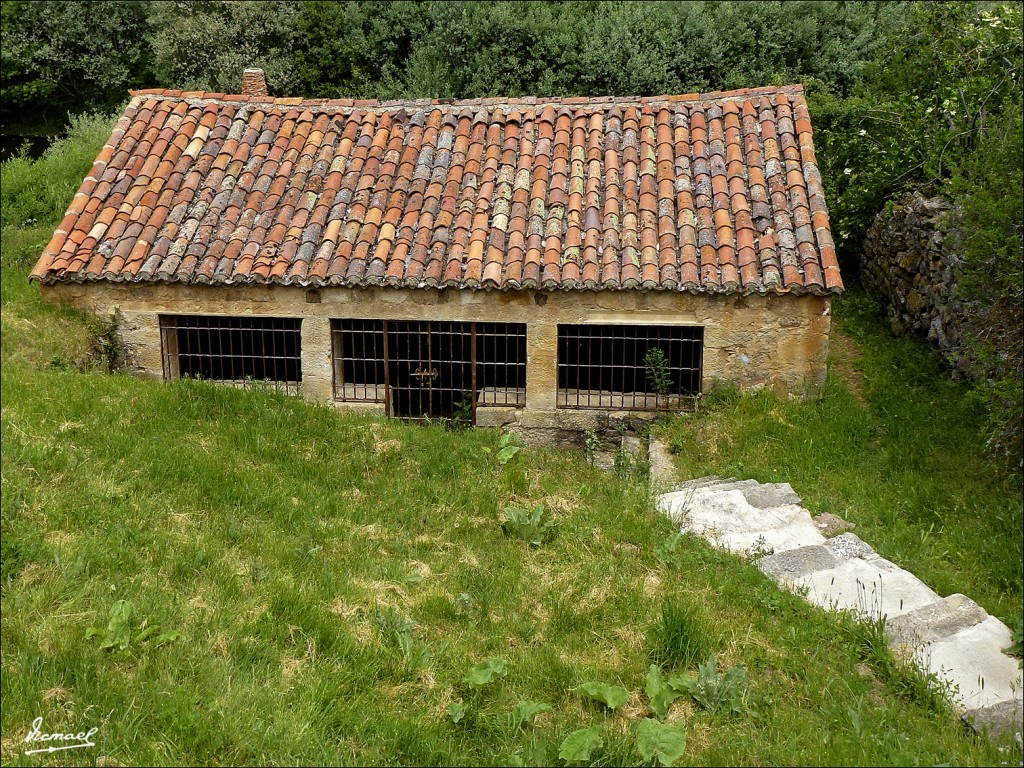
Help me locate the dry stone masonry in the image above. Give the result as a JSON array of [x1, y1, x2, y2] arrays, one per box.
[[861, 190, 972, 376]]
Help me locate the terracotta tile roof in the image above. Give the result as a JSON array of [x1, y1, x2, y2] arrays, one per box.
[[30, 85, 843, 294]]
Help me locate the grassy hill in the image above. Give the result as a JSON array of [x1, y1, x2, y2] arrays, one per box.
[[1, 118, 1020, 766]]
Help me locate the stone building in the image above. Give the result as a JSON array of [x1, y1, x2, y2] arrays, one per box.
[[31, 69, 843, 438]]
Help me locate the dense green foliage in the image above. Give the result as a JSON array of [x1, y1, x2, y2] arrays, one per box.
[[949, 107, 1023, 466], [818, 2, 1023, 257], [860, 1, 1023, 469], [149, 0, 301, 95], [1, 0, 1019, 466], [0, 0, 153, 134], [2, 1, 901, 133], [0, 111, 115, 229]]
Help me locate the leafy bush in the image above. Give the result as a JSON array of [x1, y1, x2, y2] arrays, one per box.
[[86, 600, 183, 651], [462, 657, 507, 687], [635, 718, 687, 766], [292, 0, 429, 99], [673, 657, 752, 715], [0, 0, 153, 133], [574, 681, 630, 710], [4, 1, 905, 131], [645, 348, 672, 396], [558, 726, 603, 764], [372, 607, 431, 673], [500, 504, 555, 547], [148, 0, 300, 94], [947, 107, 1023, 469], [812, 2, 1023, 263]]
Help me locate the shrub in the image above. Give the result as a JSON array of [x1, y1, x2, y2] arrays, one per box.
[[0, 0, 154, 133], [1, 110, 116, 233], [948, 107, 1023, 470], [148, 0, 300, 94]]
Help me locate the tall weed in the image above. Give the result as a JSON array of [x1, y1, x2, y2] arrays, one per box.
[[1, 111, 117, 233]]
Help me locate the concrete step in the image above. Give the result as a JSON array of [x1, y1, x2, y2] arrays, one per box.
[[759, 544, 839, 583], [793, 555, 942, 620], [886, 593, 989, 647], [684, 477, 803, 509], [824, 532, 876, 560], [962, 698, 1024, 746], [659, 488, 825, 556], [667, 475, 736, 492], [656, 476, 1024, 743], [920, 616, 1023, 710]]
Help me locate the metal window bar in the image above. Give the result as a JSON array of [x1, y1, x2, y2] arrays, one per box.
[[329, 320, 527, 419], [331, 319, 387, 402], [159, 315, 302, 394], [556, 324, 703, 410], [384, 320, 475, 423], [475, 322, 527, 408]]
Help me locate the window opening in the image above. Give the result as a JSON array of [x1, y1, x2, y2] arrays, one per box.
[[330, 320, 526, 421], [160, 315, 301, 394], [556, 324, 702, 410]]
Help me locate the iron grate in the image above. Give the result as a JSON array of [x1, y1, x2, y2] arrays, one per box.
[[159, 315, 302, 394], [557, 324, 703, 410], [330, 320, 526, 421]]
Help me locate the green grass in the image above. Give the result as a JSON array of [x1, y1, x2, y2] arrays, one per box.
[[657, 291, 1023, 625], [647, 598, 713, 672], [2, 114, 1020, 766]]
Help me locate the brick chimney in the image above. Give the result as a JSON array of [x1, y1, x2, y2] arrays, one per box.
[[241, 68, 268, 97]]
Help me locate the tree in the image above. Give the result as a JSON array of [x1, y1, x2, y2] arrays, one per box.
[[148, 0, 300, 95], [0, 0, 154, 134], [292, 0, 428, 100]]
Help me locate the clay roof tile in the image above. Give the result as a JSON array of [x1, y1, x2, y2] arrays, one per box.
[[30, 85, 841, 295]]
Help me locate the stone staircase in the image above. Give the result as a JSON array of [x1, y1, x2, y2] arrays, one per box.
[[653, 464, 1023, 744]]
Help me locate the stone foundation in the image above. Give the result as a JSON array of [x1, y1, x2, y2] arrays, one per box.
[[40, 283, 831, 438]]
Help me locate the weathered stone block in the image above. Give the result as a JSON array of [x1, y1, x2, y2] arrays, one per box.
[[519, 409, 560, 429], [554, 409, 607, 432], [476, 406, 520, 428]]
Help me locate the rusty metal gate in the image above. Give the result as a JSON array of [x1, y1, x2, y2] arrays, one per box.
[[331, 320, 526, 423], [387, 320, 474, 421]]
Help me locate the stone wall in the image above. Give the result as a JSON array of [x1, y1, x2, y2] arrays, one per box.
[[862, 190, 969, 374], [41, 282, 832, 443]]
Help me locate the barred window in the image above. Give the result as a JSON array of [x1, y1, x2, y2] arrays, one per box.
[[160, 315, 301, 394], [330, 320, 526, 421], [557, 324, 702, 410], [331, 319, 386, 402]]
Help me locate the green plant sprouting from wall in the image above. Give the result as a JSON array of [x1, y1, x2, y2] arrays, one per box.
[[645, 348, 672, 396]]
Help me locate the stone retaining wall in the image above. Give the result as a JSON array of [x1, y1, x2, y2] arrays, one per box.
[[861, 190, 970, 375]]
